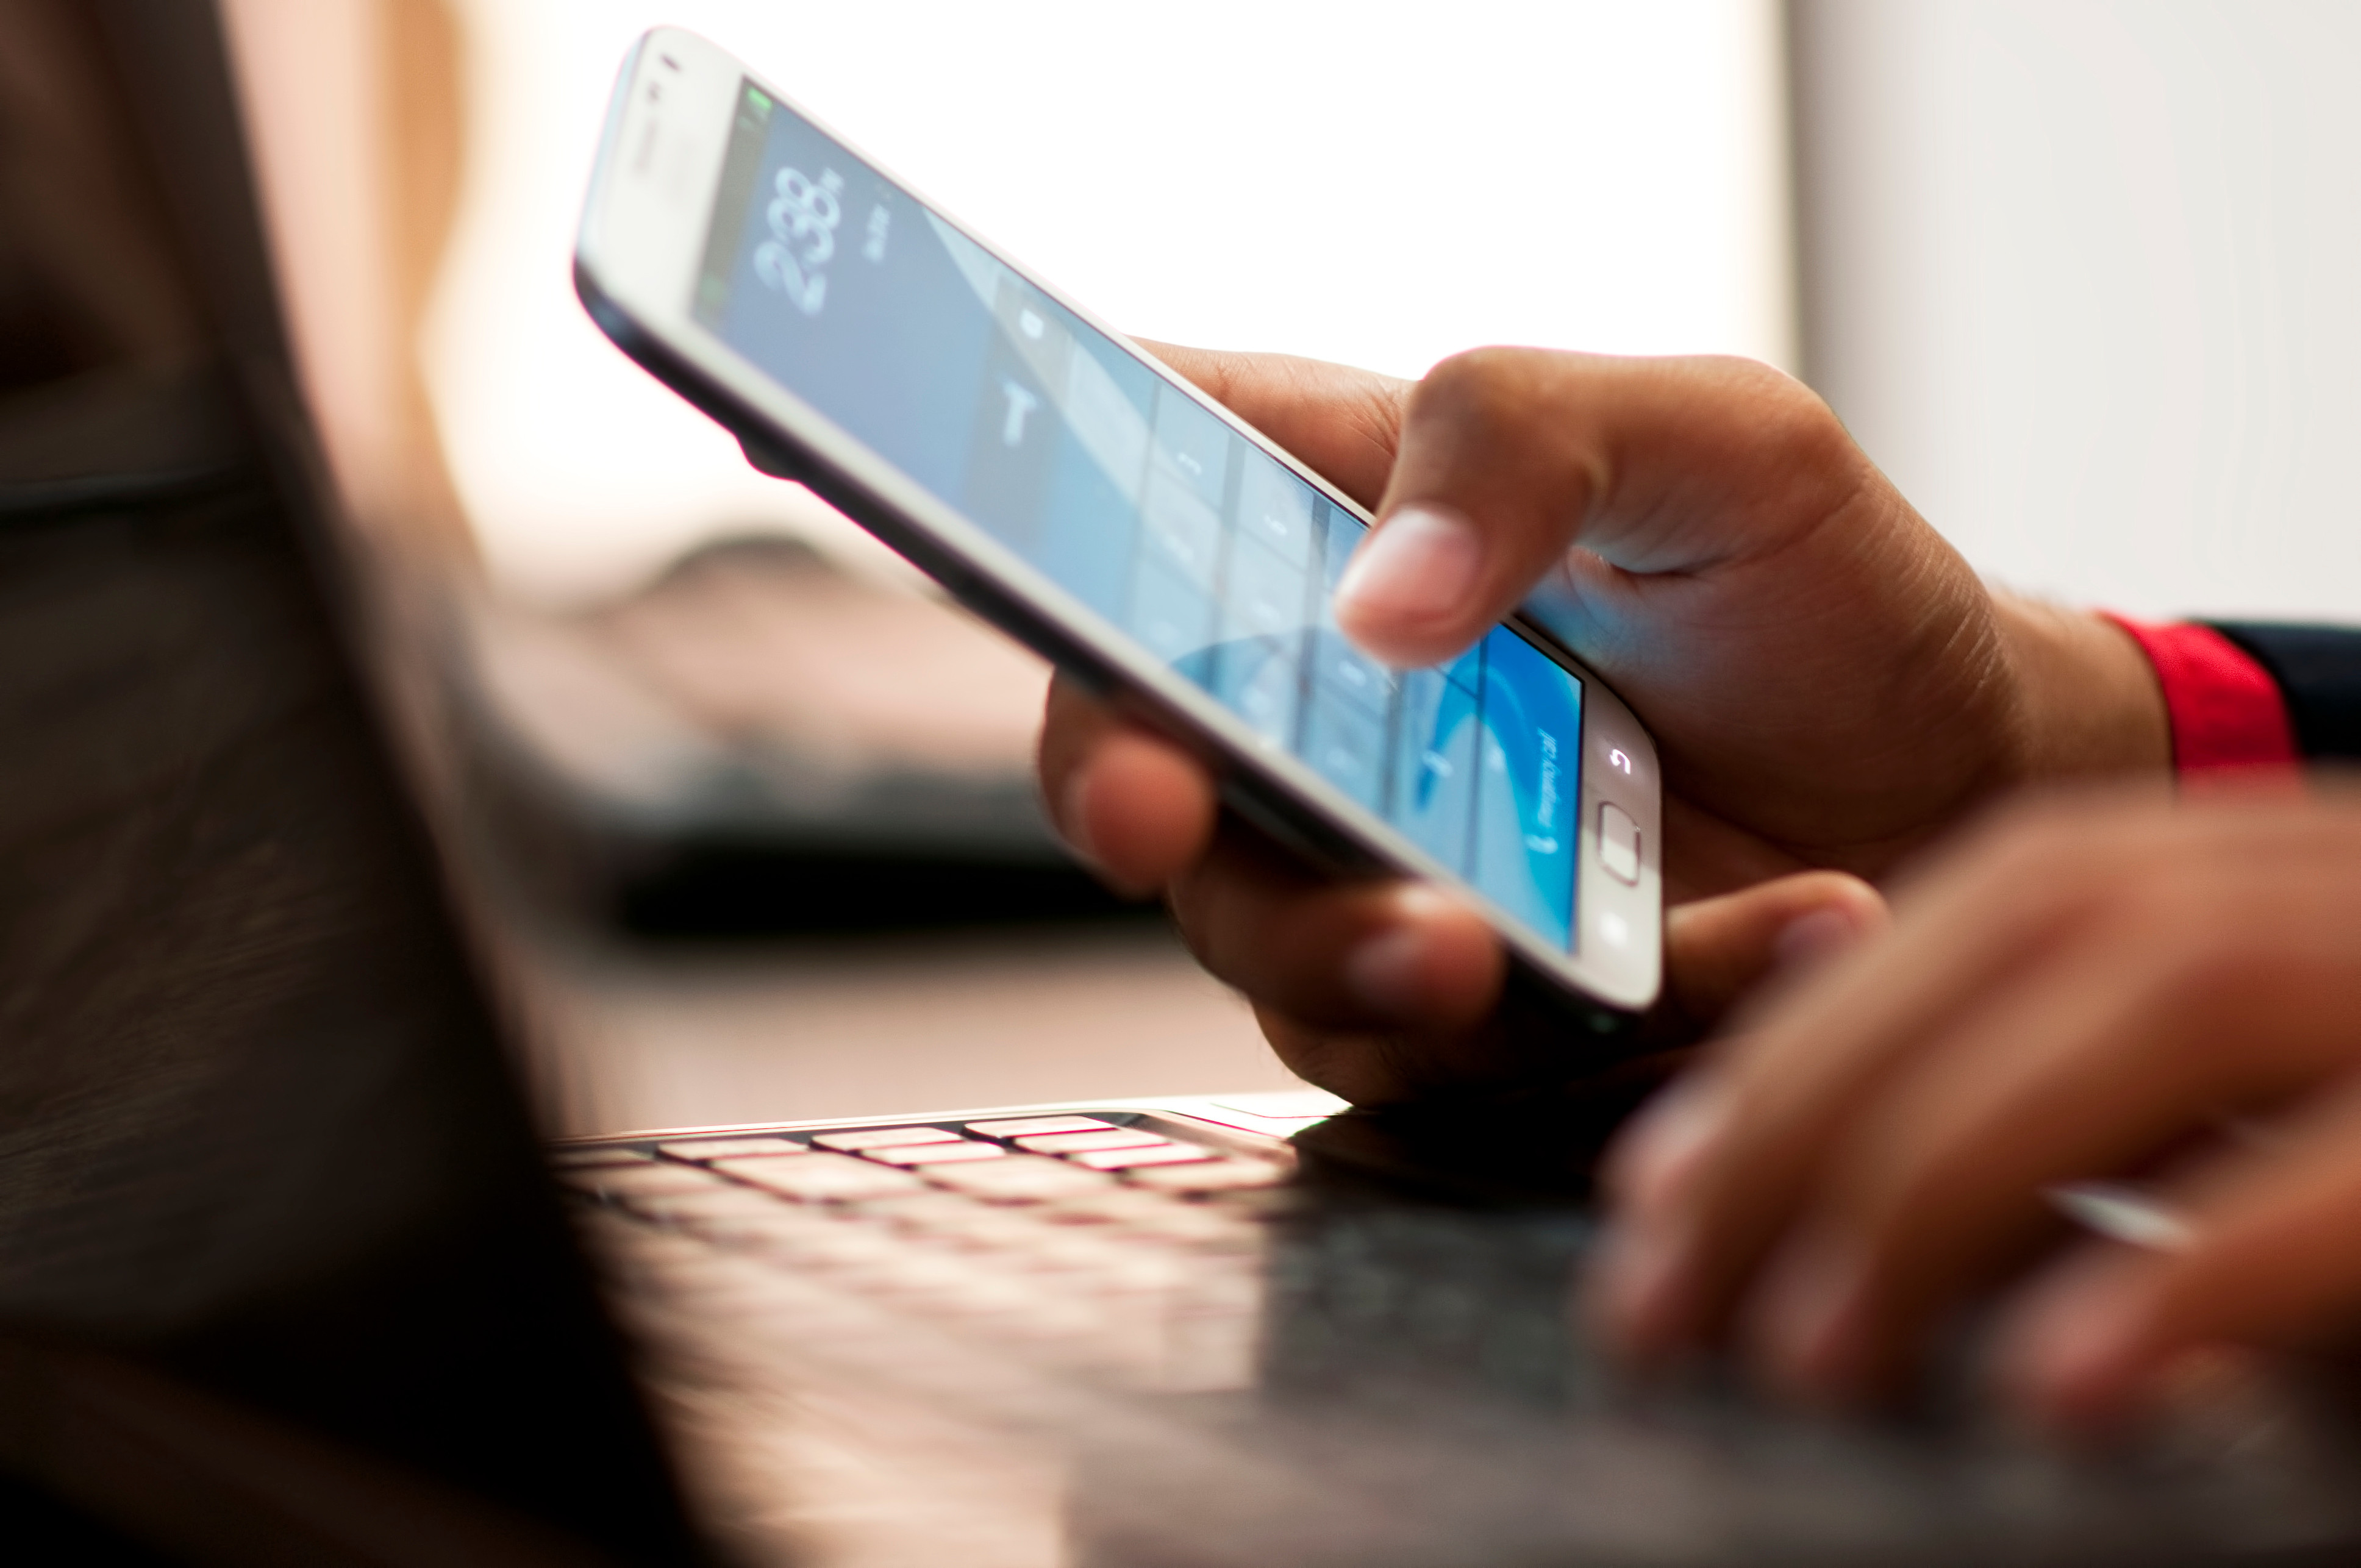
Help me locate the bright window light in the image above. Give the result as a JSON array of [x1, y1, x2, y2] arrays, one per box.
[[425, 0, 1793, 604]]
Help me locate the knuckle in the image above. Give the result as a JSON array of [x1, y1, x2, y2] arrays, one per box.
[[2146, 927, 2273, 1029], [1413, 346, 1549, 434], [1696, 351, 1809, 401], [1768, 396, 1852, 472], [1698, 355, 1843, 451]]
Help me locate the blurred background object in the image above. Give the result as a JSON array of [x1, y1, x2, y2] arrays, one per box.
[[455, 537, 1088, 936], [0, 0, 232, 515], [1791, 0, 2361, 621], [0, 0, 203, 388]]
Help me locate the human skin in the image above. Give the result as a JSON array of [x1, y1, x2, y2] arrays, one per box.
[[1037, 343, 2168, 1102], [1596, 786, 2361, 1432], [1041, 342, 2361, 1430]]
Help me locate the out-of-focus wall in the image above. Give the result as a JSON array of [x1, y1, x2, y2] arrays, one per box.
[[1792, 1, 2361, 621]]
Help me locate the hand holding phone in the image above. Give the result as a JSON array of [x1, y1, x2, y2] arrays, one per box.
[[1035, 335, 2173, 1100], [576, 30, 2165, 1087], [577, 30, 1665, 1028]]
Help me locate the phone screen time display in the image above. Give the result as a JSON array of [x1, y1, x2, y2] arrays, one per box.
[[693, 81, 1583, 950]]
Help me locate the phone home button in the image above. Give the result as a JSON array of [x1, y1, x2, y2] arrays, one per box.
[[1598, 802, 1641, 885]]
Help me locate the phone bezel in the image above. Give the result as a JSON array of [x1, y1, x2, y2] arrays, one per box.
[[573, 27, 1663, 1014]]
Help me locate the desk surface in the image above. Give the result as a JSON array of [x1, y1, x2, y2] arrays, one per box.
[[499, 919, 1306, 1139]]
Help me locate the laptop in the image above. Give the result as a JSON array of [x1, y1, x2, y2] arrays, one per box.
[[5, 4, 2360, 1563]]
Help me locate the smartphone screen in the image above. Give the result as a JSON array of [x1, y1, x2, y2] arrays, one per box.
[[690, 82, 1584, 952]]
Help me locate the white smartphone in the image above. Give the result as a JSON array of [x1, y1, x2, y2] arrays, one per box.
[[574, 29, 1663, 1021]]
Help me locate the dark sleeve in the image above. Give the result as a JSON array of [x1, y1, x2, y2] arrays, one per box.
[[2207, 623, 2361, 760]]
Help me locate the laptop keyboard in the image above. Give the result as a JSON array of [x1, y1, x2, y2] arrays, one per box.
[[554, 1110, 2361, 1564], [555, 1113, 1288, 1391]]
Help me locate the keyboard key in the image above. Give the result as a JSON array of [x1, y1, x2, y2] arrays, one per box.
[[549, 1145, 648, 1167], [923, 1156, 1113, 1201], [1073, 1144, 1218, 1171], [1015, 1128, 1171, 1155], [965, 1115, 1116, 1138], [1103, 1200, 1259, 1247], [561, 1163, 722, 1200], [860, 1253, 1003, 1302], [865, 1141, 1007, 1166], [744, 1222, 904, 1273], [1048, 1189, 1238, 1238], [1010, 1227, 1139, 1269], [812, 1126, 962, 1151], [716, 1152, 924, 1202], [1121, 1158, 1288, 1194], [869, 1191, 1039, 1240], [632, 1186, 810, 1241], [657, 1136, 809, 1161]]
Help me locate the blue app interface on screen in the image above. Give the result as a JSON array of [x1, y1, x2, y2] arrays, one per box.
[[693, 82, 1582, 950]]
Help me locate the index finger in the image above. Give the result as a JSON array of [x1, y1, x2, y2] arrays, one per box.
[[1591, 797, 2159, 1363], [1135, 341, 1410, 509]]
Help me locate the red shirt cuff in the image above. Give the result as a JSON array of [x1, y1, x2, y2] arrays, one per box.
[[2100, 614, 2299, 774]]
